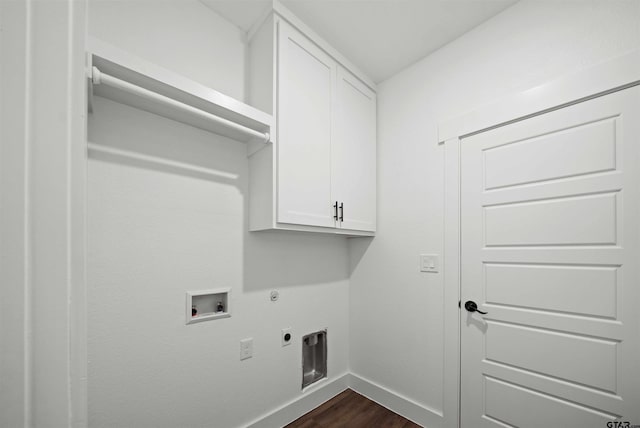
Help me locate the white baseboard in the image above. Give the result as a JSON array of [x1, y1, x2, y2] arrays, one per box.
[[348, 373, 444, 428], [246, 373, 350, 428], [245, 372, 445, 428]]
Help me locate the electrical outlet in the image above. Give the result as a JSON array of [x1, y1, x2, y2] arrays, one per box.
[[420, 254, 439, 273], [240, 338, 253, 360], [281, 328, 292, 347]]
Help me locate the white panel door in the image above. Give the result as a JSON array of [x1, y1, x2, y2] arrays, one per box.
[[276, 21, 335, 228], [460, 87, 640, 427], [332, 66, 377, 232]]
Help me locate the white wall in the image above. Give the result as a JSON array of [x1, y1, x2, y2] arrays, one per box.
[[87, 2, 349, 427], [349, 0, 640, 426], [89, 0, 247, 101]]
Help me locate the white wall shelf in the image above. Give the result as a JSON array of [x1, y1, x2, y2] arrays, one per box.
[[87, 37, 273, 155]]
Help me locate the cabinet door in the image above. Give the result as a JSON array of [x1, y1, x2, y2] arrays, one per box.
[[332, 67, 376, 232], [276, 21, 335, 228]]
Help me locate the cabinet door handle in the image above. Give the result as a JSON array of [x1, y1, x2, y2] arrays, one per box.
[[333, 201, 338, 221], [339, 202, 344, 222]]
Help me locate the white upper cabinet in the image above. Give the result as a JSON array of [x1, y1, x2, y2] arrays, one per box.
[[248, 6, 377, 236], [332, 66, 377, 232], [277, 21, 335, 228]]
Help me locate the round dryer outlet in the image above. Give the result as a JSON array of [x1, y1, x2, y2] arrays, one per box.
[[281, 328, 292, 346]]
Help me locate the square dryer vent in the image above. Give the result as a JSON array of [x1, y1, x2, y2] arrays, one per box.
[[302, 329, 327, 389]]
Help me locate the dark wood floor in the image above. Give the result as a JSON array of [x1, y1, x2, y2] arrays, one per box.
[[285, 389, 422, 428]]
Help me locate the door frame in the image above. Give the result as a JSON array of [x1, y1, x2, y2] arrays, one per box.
[[438, 49, 640, 428], [0, 0, 88, 426]]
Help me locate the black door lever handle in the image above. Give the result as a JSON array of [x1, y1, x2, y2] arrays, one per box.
[[464, 300, 488, 315]]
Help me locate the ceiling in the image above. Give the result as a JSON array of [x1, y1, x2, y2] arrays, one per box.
[[200, 0, 517, 83]]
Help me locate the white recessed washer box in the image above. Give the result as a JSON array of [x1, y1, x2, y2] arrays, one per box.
[[186, 288, 231, 325]]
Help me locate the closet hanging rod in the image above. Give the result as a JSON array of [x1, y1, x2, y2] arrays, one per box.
[[91, 66, 270, 144]]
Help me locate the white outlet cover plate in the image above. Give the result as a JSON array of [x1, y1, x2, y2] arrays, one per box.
[[240, 338, 253, 360], [282, 328, 292, 347], [420, 254, 439, 273]]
